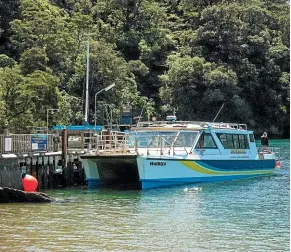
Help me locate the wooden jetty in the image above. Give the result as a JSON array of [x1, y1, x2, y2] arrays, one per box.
[[0, 128, 97, 190]]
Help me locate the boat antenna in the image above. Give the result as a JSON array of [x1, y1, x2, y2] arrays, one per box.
[[212, 103, 225, 123], [137, 101, 146, 125]]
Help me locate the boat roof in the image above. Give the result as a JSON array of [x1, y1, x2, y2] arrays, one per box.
[[52, 124, 103, 131], [132, 121, 248, 131]]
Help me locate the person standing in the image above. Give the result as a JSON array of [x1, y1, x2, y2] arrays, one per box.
[[261, 132, 269, 147], [53, 131, 61, 151]]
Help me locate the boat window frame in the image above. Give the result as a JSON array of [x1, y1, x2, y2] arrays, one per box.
[[128, 130, 178, 148], [195, 131, 218, 149], [149, 131, 177, 148], [249, 134, 255, 142], [216, 133, 250, 149], [172, 130, 199, 148]]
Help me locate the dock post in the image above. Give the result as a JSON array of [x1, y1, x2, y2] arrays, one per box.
[[48, 160, 53, 189], [43, 156, 49, 189], [35, 157, 39, 189], [39, 156, 45, 190], [61, 129, 68, 187]]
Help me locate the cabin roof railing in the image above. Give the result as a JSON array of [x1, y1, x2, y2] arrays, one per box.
[[135, 121, 247, 130]]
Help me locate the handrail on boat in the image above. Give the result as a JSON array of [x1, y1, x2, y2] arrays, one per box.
[[90, 131, 192, 157], [93, 131, 130, 154], [136, 121, 247, 130], [87, 131, 281, 163], [257, 146, 281, 161]]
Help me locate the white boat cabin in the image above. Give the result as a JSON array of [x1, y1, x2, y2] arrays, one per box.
[[123, 121, 258, 160]]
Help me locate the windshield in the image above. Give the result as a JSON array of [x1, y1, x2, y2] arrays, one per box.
[[127, 131, 198, 148], [173, 131, 199, 148], [127, 131, 176, 148]]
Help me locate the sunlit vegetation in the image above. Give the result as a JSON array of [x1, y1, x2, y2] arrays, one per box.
[[0, 0, 289, 136]]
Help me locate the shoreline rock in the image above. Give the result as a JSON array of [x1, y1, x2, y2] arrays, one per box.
[[0, 187, 53, 203]]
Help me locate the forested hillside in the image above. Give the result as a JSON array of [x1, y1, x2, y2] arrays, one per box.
[[0, 0, 289, 137]]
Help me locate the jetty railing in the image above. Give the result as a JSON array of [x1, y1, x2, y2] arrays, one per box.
[[0, 134, 55, 154], [0, 130, 98, 155]]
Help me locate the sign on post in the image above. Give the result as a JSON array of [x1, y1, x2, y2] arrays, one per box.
[[31, 134, 47, 151], [4, 137, 12, 152]]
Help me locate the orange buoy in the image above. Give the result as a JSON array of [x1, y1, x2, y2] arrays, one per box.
[[22, 174, 38, 192], [275, 160, 281, 168]]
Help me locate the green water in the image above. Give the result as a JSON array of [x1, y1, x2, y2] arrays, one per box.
[[0, 139, 289, 251]]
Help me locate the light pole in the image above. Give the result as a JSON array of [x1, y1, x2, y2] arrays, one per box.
[[94, 83, 116, 131], [84, 40, 90, 123], [47, 108, 59, 149]]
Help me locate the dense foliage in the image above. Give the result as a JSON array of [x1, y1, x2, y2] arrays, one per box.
[[0, 0, 289, 136]]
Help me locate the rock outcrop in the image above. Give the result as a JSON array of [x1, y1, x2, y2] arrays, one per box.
[[0, 187, 53, 203]]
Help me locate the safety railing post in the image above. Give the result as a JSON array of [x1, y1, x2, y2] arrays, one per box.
[[96, 132, 99, 154], [135, 138, 138, 154]]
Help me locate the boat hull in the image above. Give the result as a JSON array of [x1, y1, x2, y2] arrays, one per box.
[[82, 159, 100, 189], [81, 154, 275, 190], [81, 154, 140, 189], [140, 175, 259, 189], [138, 157, 275, 189]]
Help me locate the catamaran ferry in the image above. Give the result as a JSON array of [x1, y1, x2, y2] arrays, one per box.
[[80, 120, 280, 189]]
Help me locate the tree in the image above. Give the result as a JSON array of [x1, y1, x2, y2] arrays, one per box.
[[0, 0, 20, 56], [0, 67, 33, 132], [0, 66, 59, 132], [0, 0, 288, 135], [10, 0, 92, 80], [19, 47, 50, 75], [68, 39, 145, 124], [24, 70, 60, 125], [0, 54, 16, 68], [159, 55, 248, 122], [57, 91, 83, 125], [190, 0, 289, 133], [91, 0, 173, 99]]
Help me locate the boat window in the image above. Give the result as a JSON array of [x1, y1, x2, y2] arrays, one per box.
[[137, 132, 151, 147], [233, 135, 239, 149], [227, 134, 234, 148], [217, 133, 249, 149], [126, 132, 152, 147], [148, 132, 177, 148], [245, 135, 250, 148], [239, 135, 247, 148], [174, 131, 198, 147], [217, 133, 227, 148], [128, 131, 177, 148], [160, 134, 176, 147], [196, 132, 217, 149], [249, 134, 255, 142]]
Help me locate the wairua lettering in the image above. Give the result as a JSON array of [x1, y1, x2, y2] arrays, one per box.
[[150, 162, 166, 166]]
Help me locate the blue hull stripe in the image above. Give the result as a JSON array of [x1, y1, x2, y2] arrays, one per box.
[[197, 160, 275, 171], [86, 178, 102, 189], [141, 174, 270, 189]]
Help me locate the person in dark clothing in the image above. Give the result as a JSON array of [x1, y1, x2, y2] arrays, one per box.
[[261, 132, 269, 147]]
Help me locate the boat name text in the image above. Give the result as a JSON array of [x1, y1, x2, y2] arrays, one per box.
[[150, 162, 166, 166]]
